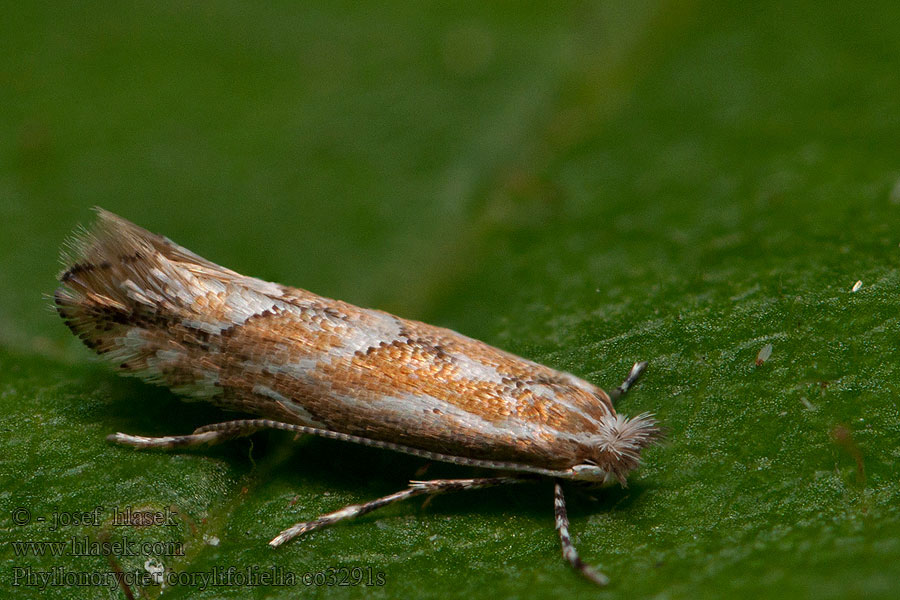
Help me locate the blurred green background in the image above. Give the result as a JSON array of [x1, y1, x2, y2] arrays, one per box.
[[2, 1, 899, 598]]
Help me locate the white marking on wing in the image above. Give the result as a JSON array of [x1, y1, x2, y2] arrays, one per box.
[[252, 384, 324, 427]]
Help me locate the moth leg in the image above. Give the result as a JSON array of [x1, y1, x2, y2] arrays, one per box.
[[608, 361, 647, 403], [269, 476, 527, 548], [554, 481, 609, 586], [107, 418, 274, 449]]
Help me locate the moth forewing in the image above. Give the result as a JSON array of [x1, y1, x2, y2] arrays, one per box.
[[56, 208, 659, 586]]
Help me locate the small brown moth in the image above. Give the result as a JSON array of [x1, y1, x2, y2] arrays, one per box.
[[55, 208, 658, 586]]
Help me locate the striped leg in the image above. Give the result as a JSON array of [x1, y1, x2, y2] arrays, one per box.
[[554, 481, 609, 586], [608, 361, 647, 403], [270, 476, 526, 547]]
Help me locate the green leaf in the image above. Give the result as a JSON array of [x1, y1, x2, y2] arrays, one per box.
[[2, 2, 899, 598]]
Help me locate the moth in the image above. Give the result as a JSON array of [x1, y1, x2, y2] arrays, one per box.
[[55, 208, 658, 586]]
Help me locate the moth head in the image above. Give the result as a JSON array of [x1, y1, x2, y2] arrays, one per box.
[[575, 412, 659, 486]]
